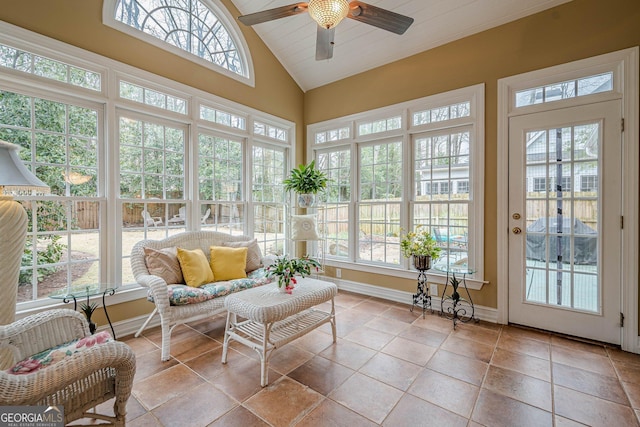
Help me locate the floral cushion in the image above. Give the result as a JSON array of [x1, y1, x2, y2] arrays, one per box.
[[7, 331, 113, 375], [148, 268, 272, 306]]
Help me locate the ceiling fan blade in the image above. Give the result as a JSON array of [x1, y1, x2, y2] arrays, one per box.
[[316, 26, 335, 60], [238, 3, 308, 26], [347, 1, 414, 35]]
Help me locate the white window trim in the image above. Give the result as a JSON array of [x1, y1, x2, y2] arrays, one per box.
[[308, 84, 485, 289], [0, 21, 293, 317], [102, 0, 255, 87], [496, 47, 639, 353]]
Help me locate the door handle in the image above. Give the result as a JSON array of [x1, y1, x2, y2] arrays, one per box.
[[512, 227, 522, 234]]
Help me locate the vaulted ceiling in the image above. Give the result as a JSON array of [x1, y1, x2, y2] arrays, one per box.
[[231, 0, 572, 91]]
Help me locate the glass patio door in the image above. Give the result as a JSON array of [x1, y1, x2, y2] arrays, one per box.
[[508, 101, 622, 344]]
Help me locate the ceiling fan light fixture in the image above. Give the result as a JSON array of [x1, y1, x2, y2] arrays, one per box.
[[308, 0, 350, 30]]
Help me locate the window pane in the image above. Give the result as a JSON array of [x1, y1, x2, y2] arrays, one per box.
[[358, 141, 402, 265], [317, 150, 350, 260], [252, 145, 286, 254]]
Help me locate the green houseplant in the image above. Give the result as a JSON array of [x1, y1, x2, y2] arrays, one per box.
[[266, 255, 321, 294], [400, 225, 441, 270], [283, 160, 328, 207], [80, 301, 98, 334]]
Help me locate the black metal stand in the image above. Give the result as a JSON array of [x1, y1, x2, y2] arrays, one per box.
[[63, 288, 117, 339], [440, 271, 476, 329], [410, 267, 431, 318]]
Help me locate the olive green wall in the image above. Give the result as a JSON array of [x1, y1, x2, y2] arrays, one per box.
[[306, 0, 640, 308], [2, 0, 639, 324]]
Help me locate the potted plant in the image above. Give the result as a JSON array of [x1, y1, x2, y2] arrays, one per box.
[[283, 160, 328, 207], [266, 254, 321, 294], [400, 225, 442, 270], [80, 301, 98, 334]]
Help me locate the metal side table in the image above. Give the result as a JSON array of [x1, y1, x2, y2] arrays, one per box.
[[435, 266, 476, 329], [50, 284, 117, 338]]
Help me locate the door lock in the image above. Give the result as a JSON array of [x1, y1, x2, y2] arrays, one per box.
[[512, 227, 522, 234], [512, 213, 521, 220]]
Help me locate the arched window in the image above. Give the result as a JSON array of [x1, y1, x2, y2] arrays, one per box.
[[104, 0, 253, 84]]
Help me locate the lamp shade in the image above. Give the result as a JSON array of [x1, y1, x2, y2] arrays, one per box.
[[308, 0, 350, 29], [0, 140, 50, 197]]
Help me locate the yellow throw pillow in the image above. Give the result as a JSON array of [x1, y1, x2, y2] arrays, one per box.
[[210, 246, 248, 281], [176, 248, 214, 287]]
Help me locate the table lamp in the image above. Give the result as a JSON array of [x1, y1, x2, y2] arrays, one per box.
[[0, 140, 49, 325]]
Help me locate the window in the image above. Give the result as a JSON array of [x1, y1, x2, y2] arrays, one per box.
[[252, 145, 287, 256], [0, 43, 102, 91], [120, 80, 186, 114], [533, 177, 548, 192], [358, 115, 402, 136], [558, 176, 571, 192], [105, 0, 252, 83], [456, 180, 469, 194], [310, 85, 484, 279], [0, 22, 293, 308], [317, 149, 350, 258], [315, 126, 350, 144], [0, 90, 103, 303], [414, 129, 470, 267], [254, 121, 288, 142], [413, 101, 470, 125], [581, 175, 598, 192], [200, 105, 246, 130], [198, 133, 244, 232], [118, 114, 187, 283], [515, 72, 613, 107], [359, 141, 402, 264]]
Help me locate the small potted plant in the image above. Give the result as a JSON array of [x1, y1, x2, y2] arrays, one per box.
[[266, 254, 321, 294], [80, 301, 98, 334], [283, 160, 328, 207], [400, 225, 441, 271]]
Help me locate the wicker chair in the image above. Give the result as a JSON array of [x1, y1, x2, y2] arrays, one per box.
[[0, 309, 136, 426]]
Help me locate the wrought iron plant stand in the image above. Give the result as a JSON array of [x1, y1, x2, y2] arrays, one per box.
[[410, 255, 432, 318], [439, 267, 476, 329]]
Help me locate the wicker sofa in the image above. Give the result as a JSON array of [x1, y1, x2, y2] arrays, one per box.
[[130, 231, 273, 361]]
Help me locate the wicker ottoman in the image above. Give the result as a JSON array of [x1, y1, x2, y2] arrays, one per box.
[[221, 277, 337, 386]]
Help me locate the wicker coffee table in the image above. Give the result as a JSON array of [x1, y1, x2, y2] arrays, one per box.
[[221, 277, 337, 386]]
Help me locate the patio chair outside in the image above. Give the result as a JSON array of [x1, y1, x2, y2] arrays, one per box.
[[168, 206, 186, 224], [142, 210, 163, 227], [201, 208, 211, 224]]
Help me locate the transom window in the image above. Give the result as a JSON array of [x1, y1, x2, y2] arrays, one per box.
[[106, 0, 251, 81], [200, 105, 246, 130], [413, 101, 470, 126], [515, 72, 613, 107], [314, 126, 350, 144], [358, 115, 402, 136], [120, 80, 187, 114], [0, 43, 102, 91], [254, 121, 288, 142]]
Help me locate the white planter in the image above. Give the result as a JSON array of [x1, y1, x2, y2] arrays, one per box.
[[297, 193, 316, 207]]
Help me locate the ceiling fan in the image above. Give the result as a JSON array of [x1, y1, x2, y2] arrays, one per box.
[[238, 1, 414, 60]]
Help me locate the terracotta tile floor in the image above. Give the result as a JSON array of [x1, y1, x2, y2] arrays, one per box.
[[84, 291, 640, 426]]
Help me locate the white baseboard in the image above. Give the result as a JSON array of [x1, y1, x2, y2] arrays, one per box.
[[103, 278, 499, 339], [327, 277, 499, 324], [97, 311, 161, 340]]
